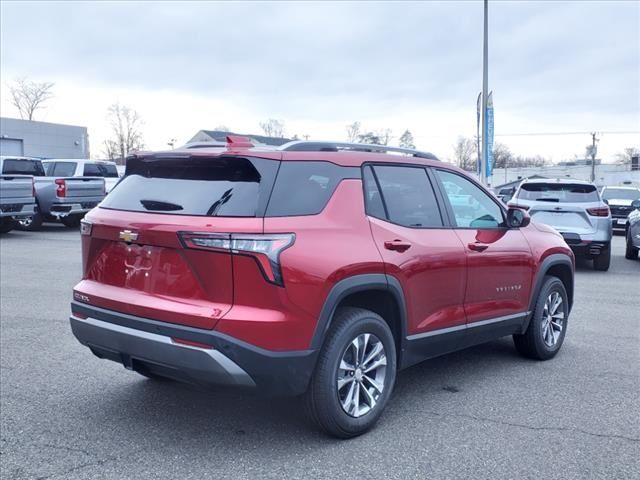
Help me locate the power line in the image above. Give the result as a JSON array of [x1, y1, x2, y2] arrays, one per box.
[[495, 131, 639, 137]]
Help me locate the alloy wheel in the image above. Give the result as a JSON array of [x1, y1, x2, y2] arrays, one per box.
[[336, 333, 387, 418], [541, 291, 564, 347]]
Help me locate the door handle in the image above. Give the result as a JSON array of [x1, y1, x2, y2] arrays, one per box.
[[384, 239, 412, 252], [468, 243, 489, 252]]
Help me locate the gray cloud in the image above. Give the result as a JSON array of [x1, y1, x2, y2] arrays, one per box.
[[1, 1, 638, 122]]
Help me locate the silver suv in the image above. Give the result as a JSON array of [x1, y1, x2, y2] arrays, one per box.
[[509, 178, 612, 271]]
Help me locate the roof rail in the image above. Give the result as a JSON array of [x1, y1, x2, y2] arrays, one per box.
[[279, 141, 438, 160]]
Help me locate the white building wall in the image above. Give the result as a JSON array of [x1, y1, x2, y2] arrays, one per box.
[[0, 117, 89, 158]]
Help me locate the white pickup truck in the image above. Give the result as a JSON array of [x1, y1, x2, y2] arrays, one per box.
[[0, 158, 38, 233], [0, 157, 106, 231]]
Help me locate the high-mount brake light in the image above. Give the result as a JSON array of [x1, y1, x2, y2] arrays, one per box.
[[586, 207, 609, 217], [178, 232, 295, 286], [55, 179, 66, 197]]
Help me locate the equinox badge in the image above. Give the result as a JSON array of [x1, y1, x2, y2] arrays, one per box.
[[119, 230, 139, 243]]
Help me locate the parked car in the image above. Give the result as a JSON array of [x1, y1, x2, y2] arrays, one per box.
[[69, 138, 575, 438], [0, 157, 38, 233], [600, 186, 640, 232], [509, 178, 612, 271], [5, 157, 107, 231], [42, 159, 120, 193], [625, 199, 640, 260]]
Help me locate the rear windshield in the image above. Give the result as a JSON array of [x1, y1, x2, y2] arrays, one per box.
[[45, 161, 76, 177], [101, 156, 279, 217], [517, 183, 599, 203], [2, 159, 45, 176], [83, 163, 119, 177], [602, 188, 640, 201]]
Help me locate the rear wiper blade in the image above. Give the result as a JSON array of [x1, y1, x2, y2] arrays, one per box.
[[536, 198, 560, 202], [140, 199, 183, 211]]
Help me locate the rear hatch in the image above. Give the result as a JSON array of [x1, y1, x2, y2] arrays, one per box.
[[515, 182, 602, 235], [76, 153, 280, 330]]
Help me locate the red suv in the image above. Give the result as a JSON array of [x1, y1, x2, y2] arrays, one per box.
[[70, 138, 575, 438]]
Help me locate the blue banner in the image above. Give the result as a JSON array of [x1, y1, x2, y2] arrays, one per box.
[[476, 92, 482, 175], [485, 91, 494, 178]]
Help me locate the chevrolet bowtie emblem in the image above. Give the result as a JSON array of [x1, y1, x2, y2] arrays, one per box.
[[119, 230, 139, 242]]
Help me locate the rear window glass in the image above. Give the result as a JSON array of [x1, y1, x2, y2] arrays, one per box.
[[517, 183, 599, 203], [266, 161, 358, 216], [84, 163, 119, 177], [2, 159, 45, 176], [602, 188, 640, 201], [100, 156, 278, 217], [45, 162, 77, 177]]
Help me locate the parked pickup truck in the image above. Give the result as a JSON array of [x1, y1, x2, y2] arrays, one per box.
[[1, 157, 107, 231], [0, 157, 38, 233], [43, 159, 121, 193]]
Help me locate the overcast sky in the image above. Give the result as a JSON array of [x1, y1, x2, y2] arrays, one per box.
[[1, 0, 638, 162]]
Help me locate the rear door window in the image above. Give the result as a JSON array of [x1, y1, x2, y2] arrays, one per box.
[[266, 161, 359, 216], [517, 183, 599, 203], [2, 159, 45, 176], [369, 165, 443, 227], [101, 155, 279, 217]]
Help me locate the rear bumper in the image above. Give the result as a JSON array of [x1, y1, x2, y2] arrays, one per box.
[[50, 201, 100, 218], [0, 202, 36, 218], [69, 301, 317, 396]]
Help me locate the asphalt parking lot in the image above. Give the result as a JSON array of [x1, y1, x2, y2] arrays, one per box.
[[1, 226, 638, 480]]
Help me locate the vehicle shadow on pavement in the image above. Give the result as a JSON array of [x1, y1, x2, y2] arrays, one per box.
[[78, 337, 524, 447]]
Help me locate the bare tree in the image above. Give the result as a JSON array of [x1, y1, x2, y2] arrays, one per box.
[[259, 118, 285, 138], [9, 78, 55, 120], [398, 130, 415, 149], [452, 137, 477, 171], [492, 142, 514, 169], [357, 132, 381, 144], [615, 147, 639, 164], [346, 121, 361, 142], [103, 103, 144, 165]]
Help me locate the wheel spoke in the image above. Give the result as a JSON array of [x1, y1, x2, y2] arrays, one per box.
[[352, 379, 360, 416], [360, 383, 377, 409], [363, 374, 383, 394], [360, 333, 370, 365], [350, 338, 360, 366], [362, 342, 383, 369], [337, 374, 355, 390], [340, 359, 355, 372], [363, 355, 387, 373], [551, 294, 562, 315]]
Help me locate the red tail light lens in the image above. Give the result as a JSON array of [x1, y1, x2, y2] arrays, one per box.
[[179, 232, 295, 286], [80, 220, 92, 236], [55, 179, 66, 197], [586, 207, 609, 217]]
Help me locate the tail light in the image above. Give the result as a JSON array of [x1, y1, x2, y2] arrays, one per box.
[[587, 207, 609, 217], [179, 232, 295, 286], [32, 178, 36, 198], [80, 220, 92, 236], [55, 179, 66, 197], [101, 178, 106, 195]]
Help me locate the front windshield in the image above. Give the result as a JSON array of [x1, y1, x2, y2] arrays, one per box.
[[602, 188, 640, 201]]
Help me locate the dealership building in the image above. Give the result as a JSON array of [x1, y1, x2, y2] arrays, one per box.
[[0, 117, 89, 158]]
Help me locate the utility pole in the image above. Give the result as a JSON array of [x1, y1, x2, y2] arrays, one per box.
[[590, 132, 599, 183], [480, 0, 489, 185]]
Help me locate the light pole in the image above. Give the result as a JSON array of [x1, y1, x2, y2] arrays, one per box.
[[480, 0, 489, 186]]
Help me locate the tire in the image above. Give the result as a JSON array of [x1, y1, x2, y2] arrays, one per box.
[[61, 214, 82, 228], [305, 307, 397, 438], [0, 218, 15, 234], [17, 211, 44, 231], [625, 229, 638, 260], [513, 276, 569, 360], [593, 247, 611, 271]]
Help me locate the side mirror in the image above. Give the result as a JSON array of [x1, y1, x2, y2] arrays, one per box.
[[507, 207, 531, 228], [602, 199, 609, 205], [632, 199, 640, 210]]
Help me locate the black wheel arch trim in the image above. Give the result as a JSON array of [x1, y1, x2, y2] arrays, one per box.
[[310, 273, 408, 359], [524, 253, 574, 332]]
